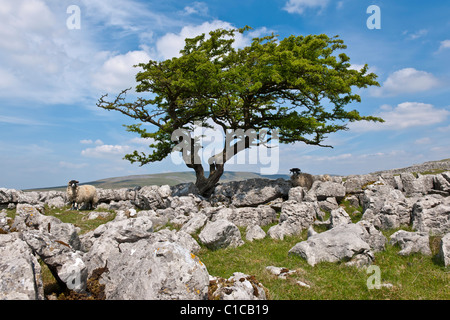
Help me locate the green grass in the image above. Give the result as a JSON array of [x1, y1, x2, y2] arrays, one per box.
[[42, 205, 116, 234], [197, 225, 450, 300], [339, 199, 364, 223], [5, 205, 116, 235]]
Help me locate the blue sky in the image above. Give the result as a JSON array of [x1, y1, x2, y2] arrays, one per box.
[[1, 0, 449, 189]]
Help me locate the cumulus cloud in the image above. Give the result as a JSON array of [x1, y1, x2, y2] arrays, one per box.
[[349, 102, 450, 132], [81, 144, 131, 158], [371, 68, 440, 97], [156, 20, 261, 60], [0, 0, 169, 103], [283, 0, 329, 14], [92, 50, 151, 93], [0, 0, 112, 104]]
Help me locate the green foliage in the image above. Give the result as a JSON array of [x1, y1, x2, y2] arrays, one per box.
[[97, 27, 382, 184], [97, 29, 384, 197]]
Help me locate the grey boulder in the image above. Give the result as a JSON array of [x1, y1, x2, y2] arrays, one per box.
[[439, 233, 450, 267], [0, 233, 45, 300], [309, 181, 346, 201], [212, 205, 276, 227], [134, 185, 171, 210], [245, 225, 266, 241], [21, 230, 88, 293], [267, 201, 318, 240], [211, 178, 290, 207], [209, 272, 267, 300], [12, 204, 81, 250], [411, 195, 450, 235], [100, 239, 209, 300], [289, 223, 386, 267], [180, 212, 208, 235], [329, 207, 352, 228], [198, 219, 244, 250], [389, 230, 431, 256], [361, 184, 412, 230]]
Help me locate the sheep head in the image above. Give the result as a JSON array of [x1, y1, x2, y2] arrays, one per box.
[[68, 180, 79, 188]]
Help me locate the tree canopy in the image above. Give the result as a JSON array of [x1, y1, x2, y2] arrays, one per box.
[[97, 27, 382, 196]]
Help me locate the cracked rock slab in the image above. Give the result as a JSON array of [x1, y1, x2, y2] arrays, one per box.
[[288, 223, 376, 267]]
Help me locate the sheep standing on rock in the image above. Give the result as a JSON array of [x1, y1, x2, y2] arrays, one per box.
[[67, 180, 98, 210], [290, 168, 314, 190]]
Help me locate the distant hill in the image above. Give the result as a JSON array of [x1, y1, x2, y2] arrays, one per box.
[[372, 158, 450, 175], [29, 171, 290, 191], [27, 157, 450, 192]]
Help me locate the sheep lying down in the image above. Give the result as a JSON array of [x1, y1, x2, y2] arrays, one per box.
[[67, 180, 98, 210]]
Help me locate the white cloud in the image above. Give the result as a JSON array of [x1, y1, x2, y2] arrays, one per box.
[[372, 68, 440, 97], [349, 102, 450, 132], [315, 153, 352, 161], [0, 0, 109, 104], [0, 0, 170, 104], [129, 137, 156, 146], [0, 68, 19, 89], [80, 139, 104, 145], [79, 0, 177, 32], [81, 144, 131, 158], [92, 50, 151, 93], [156, 20, 256, 60], [0, 114, 48, 126], [348, 64, 377, 75], [59, 161, 89, 169], [439, 40, 450, 51], [182, 2, 208, 16], [283, 0, 329, 14], [414, 137, 431, 145], [405, 29, 428, 40], [437, 125, 450, 133]]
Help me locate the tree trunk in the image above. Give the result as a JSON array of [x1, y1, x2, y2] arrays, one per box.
[[194, 163, 224, 197]]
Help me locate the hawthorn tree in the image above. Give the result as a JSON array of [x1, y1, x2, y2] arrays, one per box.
[[97, 27, 382, 197]]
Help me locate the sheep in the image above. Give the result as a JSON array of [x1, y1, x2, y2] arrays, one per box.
[[290, 168, 314, 190], [66, 180, 98, 210], [289, 169, 332, 190]]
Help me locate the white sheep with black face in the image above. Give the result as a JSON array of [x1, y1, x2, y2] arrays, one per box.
[[66, 180, 98, 210]]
